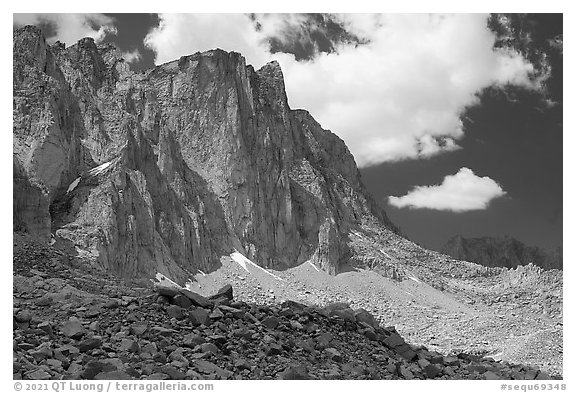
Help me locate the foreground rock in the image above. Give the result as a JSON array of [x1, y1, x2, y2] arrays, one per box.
[[13, 247, 559, 381]]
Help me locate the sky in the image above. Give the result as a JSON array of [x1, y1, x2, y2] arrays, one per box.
[[12, 13, 563, 251]]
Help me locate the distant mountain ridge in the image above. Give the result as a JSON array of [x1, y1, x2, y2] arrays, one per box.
[[441, 235, 562, 270]]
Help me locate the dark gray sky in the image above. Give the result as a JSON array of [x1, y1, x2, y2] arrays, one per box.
[[361, 84, 563, 250], [361, 14, 563, 250], [14, 13, 563, 251]]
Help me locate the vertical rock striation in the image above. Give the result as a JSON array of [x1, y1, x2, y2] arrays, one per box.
[[13, 26, 398, 282]]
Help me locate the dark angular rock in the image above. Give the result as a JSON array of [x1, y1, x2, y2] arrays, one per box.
[[536, 371, 551, 380], [172, 294, 193, 308], [443, 356, 460, 367], [183, 333, 206, 348], [297, 338, 316, 353], [418, 358, 431, 369], [423, 364, 442, 378], [61, 318, 86, 339], [15, 310, 32, 323], [29, 343, 53, 361], [37, 322, 54, 337], [429, 354, 444, 364], [484, 371, 503, 380], [58, 344, 80, 356], [209, 284, 233, 301], [95, 371, 133, 380], [399, 365, 414, 379], [166, 305, 185, 320], [189, 308, 211, 326], [119, 338, 139, 353], [290, 320, 304, 330], [244, 312, 260, 324], [209, 308, 224, 320], [512, 370, 526, 380], [325, 347, 343, 362], [467, 364, 487, 374], [265, 343, 283, 356], [46, 359, 63, 369], [331, 308, 356, 323], [146, 372, 169, 380], [363, 327, 378, 341], [219, 305, 244, 318], [383, 333, 405, 348], [209, 334, 227, 344], [234, 358, 252, 370], [399, 348, 418, 361], [81, 361, 116, 379], [160, 365, 186, 380], [151, 326, 177, 337], [103, 299, 120, 309], [354, 308, 378, 328], [77, 337, 102, 352], [200, 343, 219, 354], [179, 289, 212, 308], [155, 282, 180, 298], [232, 328, 256, 340], [193, 359, 233, 379], [316, 332, 334, 348], [26, 369, 51, 380], [141, 342, 158, 355], [278, 365, 311, 380], [262, 316, 280, 329], [130, 322, 148, 336]]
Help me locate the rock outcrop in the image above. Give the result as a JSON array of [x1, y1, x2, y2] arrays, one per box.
[[440, 235, 562, 270], [13, 26, 398, 282]]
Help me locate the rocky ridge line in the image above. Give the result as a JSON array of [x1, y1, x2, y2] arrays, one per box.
[[441, 235, 562, 270]]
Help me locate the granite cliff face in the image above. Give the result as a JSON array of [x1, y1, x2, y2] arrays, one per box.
[[13, 26, 399, 282], [441, 235, 562, 270]]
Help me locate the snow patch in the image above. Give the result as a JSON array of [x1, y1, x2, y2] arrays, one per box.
[[153, 272, 181, 287], [307, 260, 320, 272], [87, 161, 112, 177], [66, 177, 81, 193], [380, 249, 393, 259], [231, 251, 250, 273], [408, 276, 421, 284], [230, 251, 284, 281]]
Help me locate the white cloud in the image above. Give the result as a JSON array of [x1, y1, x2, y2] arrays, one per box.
[[144, 14, 271, 67], [388, 167, 506, 212], [122, 49, 142, 64], [13, 13, 116, 45], [143, 14, 541, 166]]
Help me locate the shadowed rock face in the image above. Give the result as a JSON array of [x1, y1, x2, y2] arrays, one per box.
[[441, 235, 562, 271], [13, 26, 397, 282]]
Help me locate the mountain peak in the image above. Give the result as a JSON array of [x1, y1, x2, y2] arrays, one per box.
[[13, 27, 398, 282]]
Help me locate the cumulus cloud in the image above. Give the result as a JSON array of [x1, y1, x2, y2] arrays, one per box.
[[388, 167, 506, 212], [144, 14, 271, 67], [144, 13, 542, 166], [122, 49, 142, 64], [13, 13, 117, 45]]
